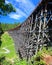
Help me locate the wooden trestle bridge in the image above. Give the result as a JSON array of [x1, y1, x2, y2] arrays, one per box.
[[8, 0, 52, 60]]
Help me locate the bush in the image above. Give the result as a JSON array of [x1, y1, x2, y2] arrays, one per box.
[[34, 51, 46, 65], [35, 51, 43, 61], [14, 59, 27, 65], [35, 60, 46, 65]]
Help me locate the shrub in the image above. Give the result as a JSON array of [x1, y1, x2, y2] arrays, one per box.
[[35, 51, 43, 61], [35, 60, 46, 65], [34, 51, 46, 65]]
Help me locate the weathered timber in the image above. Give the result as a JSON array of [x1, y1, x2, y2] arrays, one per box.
[[8, 0, 52, 59]]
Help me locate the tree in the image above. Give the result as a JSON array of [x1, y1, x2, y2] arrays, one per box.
[[0, 0, 16, 15], [0, 0, 16, 46], [0, 23, 4, 46]]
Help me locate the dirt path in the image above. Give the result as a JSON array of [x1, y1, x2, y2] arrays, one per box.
[[43, 54, 52, 65]]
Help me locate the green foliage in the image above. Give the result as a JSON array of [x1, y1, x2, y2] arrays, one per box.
[[35, 60, 46, 65], [35, 51, 43, 61], [0, 23, 4, 35], [47, 47, 52, 56], [1, 23, 20, 31], [0, 33, 52, 65], [0, 32, 17, 58], [0, 55, 13, 65], [2, 60, 12, 65], [0, 0, 16, 15], [0, 0, 16, 47], [42, 47, 52, 56], [14, 59, 27, 65], [33, 51, 46, 65], [0, 55, 5, 62]]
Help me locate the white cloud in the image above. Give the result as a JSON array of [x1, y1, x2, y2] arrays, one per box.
[[5, 0, 35, 21], [16, 0, 26, 3], [5, 0, 10, 4], [9, 13, 22, 20], [16, 8, 27, 17], [8, 8, 27, 20], [15, 0, 35, 14]]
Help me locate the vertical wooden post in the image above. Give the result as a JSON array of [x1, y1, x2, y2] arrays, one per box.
[[43, 9, 47, 38], [30, 14, 33, 32], [35, 15, 39, 54], [36, 10, 43, 52]]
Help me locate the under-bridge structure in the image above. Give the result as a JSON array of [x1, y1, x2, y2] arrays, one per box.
[[8, 0, 52, 60]]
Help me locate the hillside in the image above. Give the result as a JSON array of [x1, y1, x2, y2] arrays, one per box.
[[1, 23, 20, 31]]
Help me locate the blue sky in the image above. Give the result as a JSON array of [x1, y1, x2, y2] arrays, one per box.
[[0, 0, 40, 24]]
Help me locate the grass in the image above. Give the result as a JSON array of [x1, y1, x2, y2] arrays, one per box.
[[0, 32, 52, 65], [1, 23, 20, 31], [41, 46, 52, 56], [0, 32, 17, 59]]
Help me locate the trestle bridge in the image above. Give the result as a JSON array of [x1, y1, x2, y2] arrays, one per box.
[[8, 0, 52, 60]]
